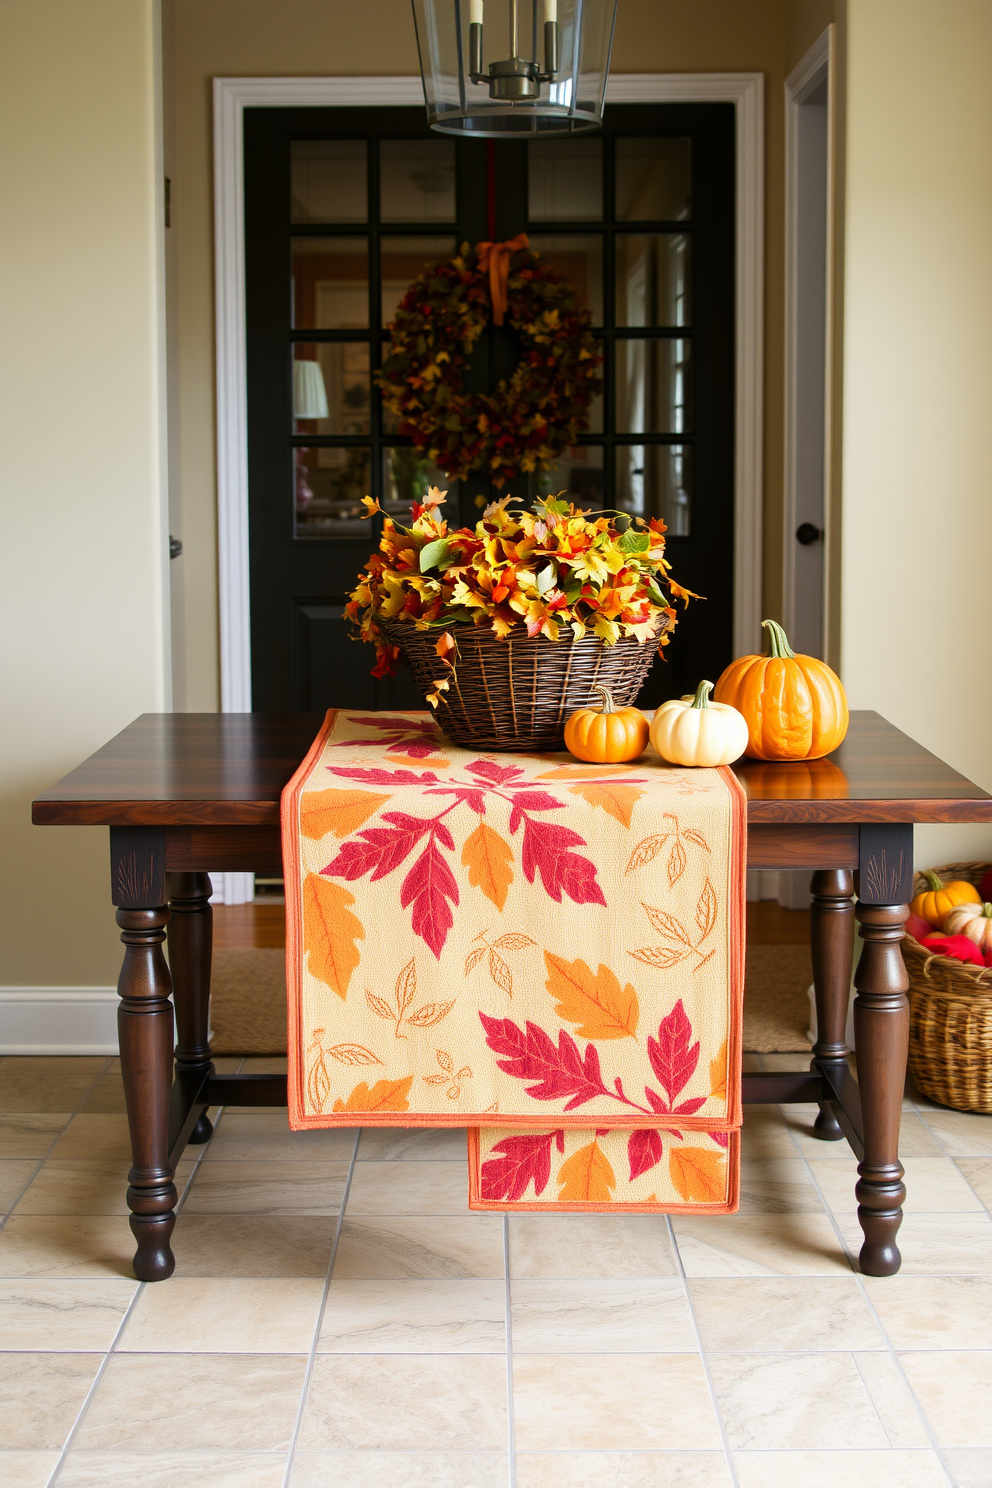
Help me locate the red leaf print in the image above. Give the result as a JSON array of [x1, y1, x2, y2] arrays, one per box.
[[520, 819, 606, 907], [340, 716, 436, 735], [644, 1087, 669, 1114], [423, 784, 489, 814], [480, 1130, 564, 1201], [674, 1096, 708, 1115], [710, 1131, 729, 1148], [628, 1128, 663, 1181], [329, 767, 443, 786], [323, 819, 429, 881], [400, 837, 459, 959], [646, 1000, 700, 1105], [478, 1013, 607, 1109], [467, 760, 525, 785], [506, 790, 563, 813]]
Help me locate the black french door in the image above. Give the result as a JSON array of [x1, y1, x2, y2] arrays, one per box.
[[244, 103, 735, 711]]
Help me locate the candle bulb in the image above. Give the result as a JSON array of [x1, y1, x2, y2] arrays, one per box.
[[470, 0, 483, 24], [545, 0, 557, 22]]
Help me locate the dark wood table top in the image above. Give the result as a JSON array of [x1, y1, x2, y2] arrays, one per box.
[[32, 709, 992, 828]]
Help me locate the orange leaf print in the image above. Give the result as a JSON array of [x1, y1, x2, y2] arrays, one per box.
[[556, 1139, 616, 1202], [332, 1075, 414, 1113], [669, 1144, 726, 1203], [567, 781, 645, 828], [544, 952, 639, 1040], [386, 753, 451, 769], [462, 821, 514, 911], [537, 765, 636, 780], [303, 875, 364, 999], [301, 788, 390, 841], [709, 1040, 728, 1100]]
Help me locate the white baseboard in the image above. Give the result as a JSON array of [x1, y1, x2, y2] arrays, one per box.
[[210, 872, 255, 905], [0, 989, 120, 1055]]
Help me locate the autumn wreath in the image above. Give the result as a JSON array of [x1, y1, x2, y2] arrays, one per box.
[[376, 235, 602, 488]]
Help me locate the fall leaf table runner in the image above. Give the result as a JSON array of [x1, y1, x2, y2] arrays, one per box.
[[282, 710, 746, 1213]]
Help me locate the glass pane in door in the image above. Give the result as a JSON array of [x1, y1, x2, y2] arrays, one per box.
[[616, 235, 691, 327], [531, 445, 605, 506], [380, 140, 457, 222], [528, 138, 603, 221], [294, 446, 371, 538], [292, 238, 369, 328], [615, 339, 692, 434], [291, 141, 367, 223], [615, 138, 691, 221], [293, 343, 371, 435], [615, 444, 692, 535]]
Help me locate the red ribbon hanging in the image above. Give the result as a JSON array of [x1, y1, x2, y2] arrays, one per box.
[[476, 233, 530, 326]]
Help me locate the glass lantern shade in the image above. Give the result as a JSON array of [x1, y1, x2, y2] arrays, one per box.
[[411, 0, 618, 137]]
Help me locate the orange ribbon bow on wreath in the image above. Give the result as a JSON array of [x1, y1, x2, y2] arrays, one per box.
[[476, 233, 530, 326]]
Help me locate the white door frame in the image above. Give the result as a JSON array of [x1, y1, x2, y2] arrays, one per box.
[[783, 28, 835, 655], [212, 73, 764, 899], [776, 26, 835, 912]]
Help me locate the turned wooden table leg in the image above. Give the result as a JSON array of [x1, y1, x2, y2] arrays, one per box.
[[169, 872, 214, 1144], [854, 825, 912, 1277], [810, 869, 856, 1140], [112, 828, 177, 1282]]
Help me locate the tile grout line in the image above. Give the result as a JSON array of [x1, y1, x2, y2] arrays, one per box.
[[0, 1056, 115, 1232], [502, 1213, 517, 1488], [43, 1061, 243, 1486], [281, 1124, 361, 1488], [912, 1098, 992, 1220], [782, 1097, 958, 1486], [665, 1214, 741, 1488]]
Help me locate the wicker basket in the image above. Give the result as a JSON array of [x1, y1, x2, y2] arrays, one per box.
[[903, 860, 992, 1112], [381, 620, 657, 751]]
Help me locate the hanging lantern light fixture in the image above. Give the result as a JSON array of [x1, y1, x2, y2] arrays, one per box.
[[411, 0, 618, 137]]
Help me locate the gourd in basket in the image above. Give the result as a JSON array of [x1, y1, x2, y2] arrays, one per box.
[[902, 861, 992, 1113], [346, 488, 695, 751]]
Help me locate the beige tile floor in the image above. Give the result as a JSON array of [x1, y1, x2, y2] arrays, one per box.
[[0, 1053, 990, 1486]]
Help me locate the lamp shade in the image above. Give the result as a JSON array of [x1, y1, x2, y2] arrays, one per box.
[[412, 0, 618, 137], [293, 358, 329, 420]]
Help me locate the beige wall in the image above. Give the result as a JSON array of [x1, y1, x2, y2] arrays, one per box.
[[0, 0, 170, 984], [166, 0, 793, 710], [840, 0, 992, 868]]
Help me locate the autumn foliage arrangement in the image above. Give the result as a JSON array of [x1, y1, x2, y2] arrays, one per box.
[[347, 488, 692, 701]]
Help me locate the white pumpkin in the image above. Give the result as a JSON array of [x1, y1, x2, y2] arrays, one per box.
[[650, 680, 750, 767], [943, 900, 992, 953]]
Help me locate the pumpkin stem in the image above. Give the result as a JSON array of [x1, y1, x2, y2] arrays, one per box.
[[591, 682, 617, 715], [762, 619, 797, 660], [983, 903, 992, 918], [923, 870, 945, 893], [691, 680, 714, 710]]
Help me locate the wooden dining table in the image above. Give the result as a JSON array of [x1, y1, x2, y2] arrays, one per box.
[[32, 709, 992, 1282]]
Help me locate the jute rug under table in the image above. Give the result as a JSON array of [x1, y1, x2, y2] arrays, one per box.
[[208, 943, 813, 1057]]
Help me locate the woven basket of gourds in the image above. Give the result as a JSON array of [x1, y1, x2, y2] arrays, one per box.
[[903, 861, 992, 1113], [381, 620, 656, 752]]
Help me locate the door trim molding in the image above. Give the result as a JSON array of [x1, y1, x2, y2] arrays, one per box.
[[214, 70, 764, 709], [783, 29, 834, 653]]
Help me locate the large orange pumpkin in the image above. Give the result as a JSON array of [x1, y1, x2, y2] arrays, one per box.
[[713, 619, 849, 761]]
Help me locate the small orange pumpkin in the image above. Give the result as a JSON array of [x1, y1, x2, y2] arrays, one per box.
[[564, 684, 649, 763], [910, 870, 981, 929], [713, 619, 849, 761]]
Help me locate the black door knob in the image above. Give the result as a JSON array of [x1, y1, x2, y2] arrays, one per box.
[[796, 522, 822, 546]]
